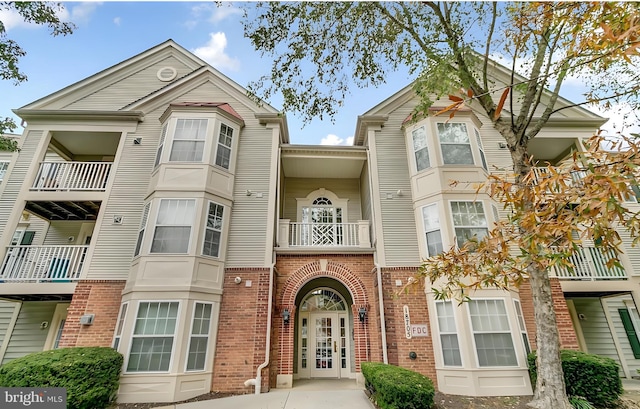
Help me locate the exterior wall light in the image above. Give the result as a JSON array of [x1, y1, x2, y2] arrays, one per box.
[[358, 307, 367, 322], [282, 309, 290, 325]]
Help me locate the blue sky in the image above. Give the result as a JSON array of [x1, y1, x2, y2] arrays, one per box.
[[0, 2, 633, 144]]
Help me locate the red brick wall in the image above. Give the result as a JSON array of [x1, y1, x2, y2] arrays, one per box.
[[381, 268, 437, 384], [212, 268, 271, 393], [519, 278, 579, 351], [58, 280, 125, 348]]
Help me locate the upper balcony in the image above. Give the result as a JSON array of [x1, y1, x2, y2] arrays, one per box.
[[0, 245, 87, 283], [277, 220, 371, 251], [31, 161, 111, 192], [551, 246, 627, 280]]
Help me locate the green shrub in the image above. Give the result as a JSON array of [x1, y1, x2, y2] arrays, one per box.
[[362, 361, 434, 409], [528, 350, 622, 407], [0, 347, 123, 409]]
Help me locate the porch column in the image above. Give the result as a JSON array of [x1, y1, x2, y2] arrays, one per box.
[[278, 220, 290, 249], [358, 220, 371, 248]]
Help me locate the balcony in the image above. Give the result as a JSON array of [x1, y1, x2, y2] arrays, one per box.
[[552, 246, 627, 280], [0, 245, 88, 282], [31, 161, 112, 192], [278, 220, 371, 250]]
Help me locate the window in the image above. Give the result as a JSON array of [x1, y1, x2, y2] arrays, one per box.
[[202, 202, 223, 257], [151, 199, 196, 254], [435, 301, 462, 366], [474, 128, 488, 171], [169, 119, 208, 162], [450, 201, 488, 248], [422, 204, 443, 257], [53, 319, 66, 349], [113, 303, 128, 351], [513, 300, 531, 355], [154, 124, 167, 167], [437, 122, 474, 165], [412, 126, 430, 171], [127, 301, 179, 372], [0, 161, 9, 181], [468, 299, 518, 367], [134, 203, 151, 256], [215, 123, 233, 169], [301, 197, 344, 246], [186, 302, 212, 371]]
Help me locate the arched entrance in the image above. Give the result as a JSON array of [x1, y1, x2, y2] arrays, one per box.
[[297, 287, 351, 379]]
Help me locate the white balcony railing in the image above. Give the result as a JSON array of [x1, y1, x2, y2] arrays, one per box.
[[278, 220, 371, 249], [31, 161, 112, 191], [532, 167, 587, 188], [552, 246, 627, 280], [0, 245, 88, 282]]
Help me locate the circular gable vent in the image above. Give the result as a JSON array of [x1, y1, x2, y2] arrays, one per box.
[[157, 66, 177, 82]]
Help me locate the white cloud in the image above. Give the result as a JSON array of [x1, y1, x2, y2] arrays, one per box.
[[113, 17, 121, 26], [320, 134, 354, 146], [186, 3, 242, 29], [589, 102, 640, 137], [1, 2, 99, 31], [192, 32, 241, 72]]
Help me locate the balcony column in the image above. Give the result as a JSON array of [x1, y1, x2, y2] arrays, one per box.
[[278, 219, 290, 249], [358, 220, 370, 248]]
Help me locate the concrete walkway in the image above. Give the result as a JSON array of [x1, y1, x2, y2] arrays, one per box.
[[161, 380, 374, 409]]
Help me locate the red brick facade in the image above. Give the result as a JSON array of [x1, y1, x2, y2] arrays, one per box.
[[212, 268, 272, 393], [58, 280, 126, 348]]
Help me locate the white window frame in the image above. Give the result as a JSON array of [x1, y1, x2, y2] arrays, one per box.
[[112, 302, 129, 352], [185, 302, 213, 372], [154, 124, 168, 168], [513, 299, 531, 355], [215, 123, 234, 170], [202, 201, 224, 258], [150, 199, 196, 254], [411, 125, 431, 172], [0, 160, 9, 182], [126, 301, 180, 373], [467, 298, 519, 368], [450, 200, 489, 249], [134, 203, 151, 257], [169, 118, 208, 162], [436, 122, 475, 165], [434, 300, 463, 367], [474, 128, 488, 171], [422, 203, 443, 257]]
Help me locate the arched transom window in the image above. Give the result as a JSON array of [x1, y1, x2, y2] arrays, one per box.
[[300, 288, 347, 312]]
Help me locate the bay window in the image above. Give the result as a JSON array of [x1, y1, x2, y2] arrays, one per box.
[[437, 122, 474, 165], [127, 301, 179, 372], [422, 203, 443, 256], [215, 124, 233, 169], [435, 301, 462, 366], [186, 302, 213, 371], [0, 160, 9, 182], [450, 201, 488, 248], [412, 126, 431, 171], [151, 199, 195, 254], [202, 201, 224, 257], [169, 119, 208, 162], [468, 299, 517, 367]]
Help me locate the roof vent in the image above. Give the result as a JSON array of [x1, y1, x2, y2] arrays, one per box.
[[157, 66, 177, 82]]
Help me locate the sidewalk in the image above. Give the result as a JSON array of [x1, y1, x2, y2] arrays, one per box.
[[159, 380, 374, 409]]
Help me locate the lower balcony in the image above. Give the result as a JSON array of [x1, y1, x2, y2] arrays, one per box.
[[0, 245, 88, 282], [277, 220, 371, 251], [552, 246, 627, 280]]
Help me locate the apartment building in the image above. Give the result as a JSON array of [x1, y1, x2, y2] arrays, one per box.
[[0, 40, 638, 404]]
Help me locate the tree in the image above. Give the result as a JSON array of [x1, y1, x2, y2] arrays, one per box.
[[242, 2, 640, 408], [0, 2, 74, 150]]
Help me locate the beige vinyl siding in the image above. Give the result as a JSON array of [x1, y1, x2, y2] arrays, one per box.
[[0, 301, 19, 350], [19, 215, 50, 246], [375, 105, 421, 267], [0, 130, 43, 245], [604, 294, 640, 376], [63, 54, 196, 111], [620, 230, 640, 276], [282, 178, 362, 222], [85, 123, 157, 279], [43, 221, 86, 245], [571, 298, 623, 374], [2, 302, 57, 364], [360, 165, 373, 243]]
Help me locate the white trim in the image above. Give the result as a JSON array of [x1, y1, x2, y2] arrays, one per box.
[[150, 199, 196, 254], [513, 299, 531, 355], [201, 201, 224, 258], [296, 188, 349, 223], [44, 303, 69, 350], [434, 300, 463, 367], [0, 160, 9, 182], [184, 301, 214, 373], [448, 200, 489, 249], [124, 300, 181, 374], [112, 302, 129, 352], [421, 203, 443, 257]]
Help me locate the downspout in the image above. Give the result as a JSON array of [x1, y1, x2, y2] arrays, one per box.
[[244, 259, 276, 394], [366, 145, 388, 364]]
